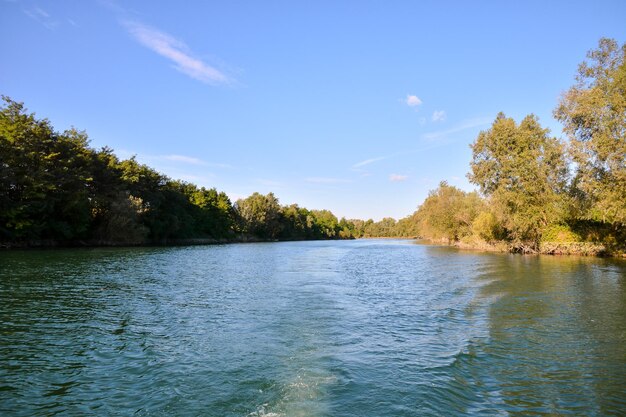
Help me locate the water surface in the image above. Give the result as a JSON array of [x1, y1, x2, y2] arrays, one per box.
[[1, 240, 625, 416]]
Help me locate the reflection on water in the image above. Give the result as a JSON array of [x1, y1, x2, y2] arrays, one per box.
[[0, 241, 624, 416], [472, 254, 626, 415]]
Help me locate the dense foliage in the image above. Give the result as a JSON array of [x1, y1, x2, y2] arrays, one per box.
[[554, 38, 626, 226], [404, 38, 625, 254], [358, 38, 625, 255], [0, 97, 353, 245], [468, 113, 570, 248]]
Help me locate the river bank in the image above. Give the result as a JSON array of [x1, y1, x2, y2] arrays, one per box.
[[0, 235, 354, 250], [444, 236, 625, 258]]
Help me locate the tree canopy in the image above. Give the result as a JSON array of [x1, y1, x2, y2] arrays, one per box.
[[0, 97, 354, 245], [468, 113, 569, 246], [554, 38, 626, 226]]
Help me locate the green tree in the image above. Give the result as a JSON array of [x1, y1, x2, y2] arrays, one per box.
[[0, 97, 94, 240], [471, 210, 503, 242], [280, 204, 313, 239], [235, 192, 283, 238], [188, 186, 235, 238], [337, 217, 355, 239], [415, 182, 482, 242], [554, 38, 626, 226], [364, 217, 397, 237], [395, 214, 420, 237], [310, 209, 339, 238], [0, 96, 358, 246], [468, 113, 569, 247], [346, 219, 369, 238]]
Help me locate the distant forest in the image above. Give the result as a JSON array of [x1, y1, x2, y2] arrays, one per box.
[[0, 95, 362, 245], [1, 38, 624, 254]]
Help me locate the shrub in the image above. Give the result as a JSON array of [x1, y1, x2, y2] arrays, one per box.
[[541, 224, 582, 243]]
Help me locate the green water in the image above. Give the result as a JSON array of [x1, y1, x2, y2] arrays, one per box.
[[1, 240, 625, 416]]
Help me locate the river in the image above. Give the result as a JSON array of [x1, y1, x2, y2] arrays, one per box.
[[1, 239, 625, 416]]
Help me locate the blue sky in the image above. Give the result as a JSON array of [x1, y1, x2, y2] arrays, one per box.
[[2, 1, 625, 220]]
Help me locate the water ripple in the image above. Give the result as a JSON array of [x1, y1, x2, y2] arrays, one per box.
[[1, 241, 625, 416]]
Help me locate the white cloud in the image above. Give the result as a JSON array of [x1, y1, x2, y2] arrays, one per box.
[[432, 110, 446, 122], [405, 95, 422, 107], [123, 20, 231, 85], [352, 156, 387, 169], [389, 174, 409, 182], [305, 177, 352, 184]]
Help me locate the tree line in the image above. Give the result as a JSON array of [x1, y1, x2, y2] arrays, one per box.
[[0, 99, 362, 245], [365, 38, 626, 255], [1, 38, 624, 254]]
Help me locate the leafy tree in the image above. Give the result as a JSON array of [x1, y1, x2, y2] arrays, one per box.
[[346, 219, 370, 238], [415, 182, 482, 242], [0, 96, 358, 245], [468, 114, 569, 246], [364, 217, 397, 237], [337, 217, 356, 239], [394, 215, 420, 237], [280, 204, 314, 239], [235, 192, 283, 238], [554, 38, 626, 226], [93, 192, 149, 244], [188, 186, 235, 238], [0, 97, 93, 240], [471, 211, 504, 242], [310, 209, 339, 238]]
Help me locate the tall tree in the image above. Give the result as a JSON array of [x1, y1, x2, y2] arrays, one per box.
[[188, 186, 235, 238], [0, 97, 93, 240], [415, 181, 482, 242], [554, 38, 626, 226], [468, 114, 569, 246], [235, 192, 283, 238]]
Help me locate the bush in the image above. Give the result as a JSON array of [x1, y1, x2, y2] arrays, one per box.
[[472, 211, 503, 242], [541, 224, 582, 243]]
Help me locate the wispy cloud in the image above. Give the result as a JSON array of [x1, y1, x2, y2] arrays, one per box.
[[115, 150, 233, 169], [23, 6, 59, 30], [432, 110, 446, 122], [305, 177, 352, 184], [421, 117, 491, 141], [122, 20, 231, 85], [163, 154, 206, 165], [405, 94, 422, 107], [352, 156, 387, 169], [206, 162, 234, 169], [161, 154, 233, 168], [175, 173, 216, 183], [389, 174, 409, 182]]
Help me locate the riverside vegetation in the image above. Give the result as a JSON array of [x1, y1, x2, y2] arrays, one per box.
[[1, 39, 624, 255]]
